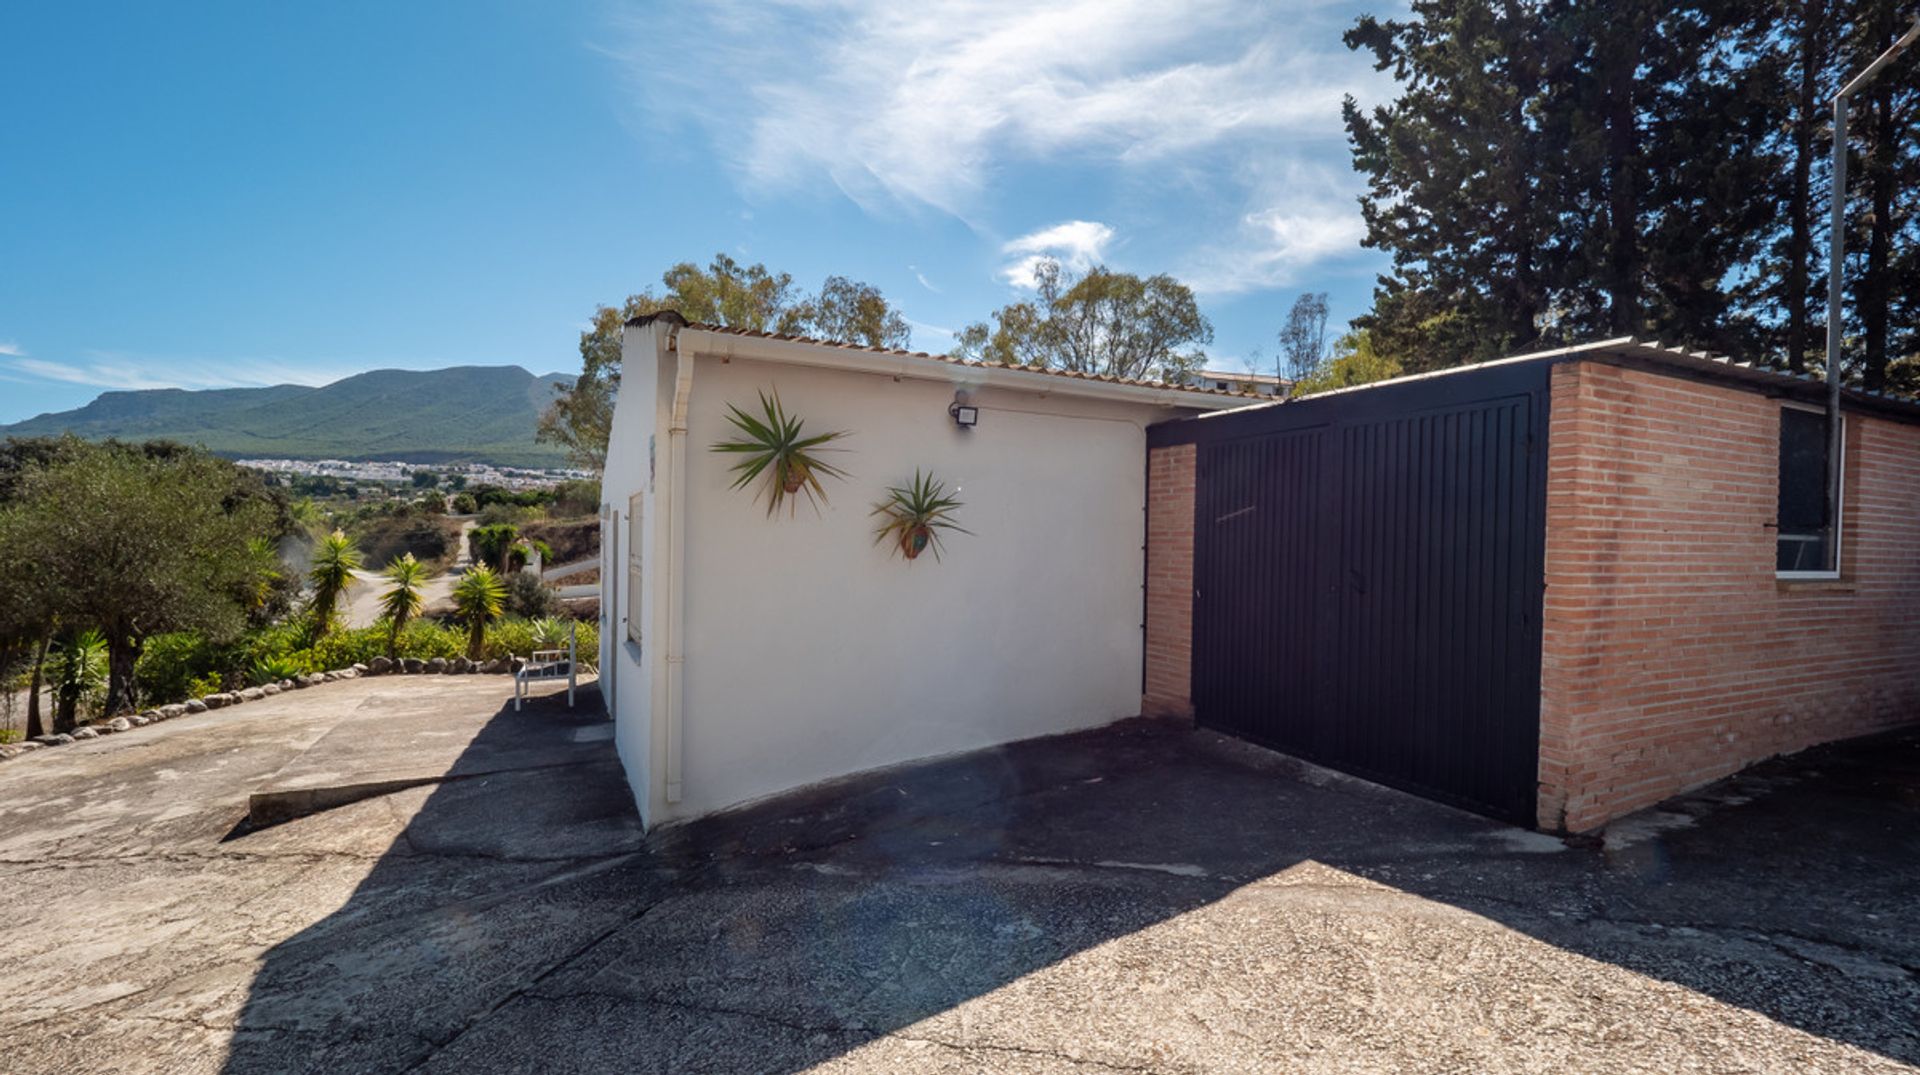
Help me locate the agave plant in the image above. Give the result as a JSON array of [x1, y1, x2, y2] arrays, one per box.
[[530, 617, 568, 649], [711, 390, 849, 515], [871, 469, 971, 562], [452, 565, 508, 660], [251, 654, 305, 686], [379, 553, 432, 657]]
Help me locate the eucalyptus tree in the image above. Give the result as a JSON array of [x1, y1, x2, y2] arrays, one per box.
[[540, 255, 914, 471], [953, 259, 1214, 382], [1278, 292, 1331, 382]]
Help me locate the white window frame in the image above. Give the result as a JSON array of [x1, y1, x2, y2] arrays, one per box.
[[599, 504, 617, 712], [627, 492, 644, 647], [1776, 402, 1845, 581]]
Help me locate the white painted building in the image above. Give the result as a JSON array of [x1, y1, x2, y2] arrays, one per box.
[[599, 312, 1242, 828]]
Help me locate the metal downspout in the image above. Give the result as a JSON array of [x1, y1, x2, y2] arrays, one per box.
[[664, 325, 692, 805]]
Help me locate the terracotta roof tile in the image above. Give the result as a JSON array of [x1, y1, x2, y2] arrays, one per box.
[[626, 312, 1255, 399]]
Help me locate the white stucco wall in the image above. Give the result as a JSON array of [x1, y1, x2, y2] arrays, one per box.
[[598, 322, 667, 827], [603, 324, 1221, 827], [668, 351, 1184, 820]]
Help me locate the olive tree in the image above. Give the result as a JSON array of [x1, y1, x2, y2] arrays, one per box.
[[1, 440, 283, 714], [0, 502, 55, 737]]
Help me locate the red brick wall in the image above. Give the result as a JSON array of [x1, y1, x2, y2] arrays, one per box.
[[1540, 360, 1920, 831], [1144, 443, 1196, 719]]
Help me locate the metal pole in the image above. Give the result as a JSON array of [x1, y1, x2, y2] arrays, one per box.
[[1823, 16, 1920, 572], [1822, 93, 1846, 572]]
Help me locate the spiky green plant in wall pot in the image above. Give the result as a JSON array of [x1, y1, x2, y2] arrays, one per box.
[[710, 390, 849, 515], [872, 469, 971, 562]]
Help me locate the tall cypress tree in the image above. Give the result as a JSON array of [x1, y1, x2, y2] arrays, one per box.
[[1841, 0, 1920, 390], [1343, 0, 1569, 372], [1345, 0, 1913, 378]]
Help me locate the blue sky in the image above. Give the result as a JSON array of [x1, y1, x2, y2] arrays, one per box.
[[0, 1, 1395, 423]]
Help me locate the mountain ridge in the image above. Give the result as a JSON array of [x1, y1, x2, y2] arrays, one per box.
[[0, 365, 574, 468]]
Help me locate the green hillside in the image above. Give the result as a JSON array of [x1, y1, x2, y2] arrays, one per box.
[[0, 366, 574, 468]]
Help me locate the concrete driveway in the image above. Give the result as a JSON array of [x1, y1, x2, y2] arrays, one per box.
[[1, 678, 1915, 1074]]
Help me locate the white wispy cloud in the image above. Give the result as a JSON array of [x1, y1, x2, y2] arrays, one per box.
[[1174, 156, 1376, 295], [909, 265, 940, 293], [0, 341, 22, 357], [999, 220, 1114, 287], [612, 1, 1392, 300], [619, 4, 1379, 193], [905, 317, 956, 341], [5, 352, 359, 393]]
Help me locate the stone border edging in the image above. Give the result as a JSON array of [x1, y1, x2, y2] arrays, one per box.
[[0, 656, 527, 764]]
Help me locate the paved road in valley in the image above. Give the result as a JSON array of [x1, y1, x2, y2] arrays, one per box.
[[342, 517, 477, 628]]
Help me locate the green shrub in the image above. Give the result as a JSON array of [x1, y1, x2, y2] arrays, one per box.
[[186, 672, 225, 699], [504, 571, 560, 619], [244, 622, 308, 666], [354, 515, 457, 570], [305, 626, 388, 670], [520, 518, 599, 563], [475, 502, 528, 527], [550, 479, 600, 518], [475, 616, 598, 664], [128, 613, 601, 705], [136, 631, 227, 704], [574, 620, 599, 671], [468, 523, 519, 571], [393, 620, 463, 660], [482, 618, 535, 661]]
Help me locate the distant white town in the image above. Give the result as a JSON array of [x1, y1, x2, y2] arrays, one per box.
[[237, 458, 591, 490]]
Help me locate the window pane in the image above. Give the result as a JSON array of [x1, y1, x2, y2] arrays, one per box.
[[1777, 408, 1830, 571]]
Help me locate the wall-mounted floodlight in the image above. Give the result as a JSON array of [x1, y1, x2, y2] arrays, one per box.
[[949, 395, 979, 429]]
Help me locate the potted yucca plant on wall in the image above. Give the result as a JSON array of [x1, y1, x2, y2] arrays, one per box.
[[711, 390, 849, 515], [872, 469, 971, 561]]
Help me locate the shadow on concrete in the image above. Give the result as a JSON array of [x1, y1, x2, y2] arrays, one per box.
[[219, 694, 1920, 1072]]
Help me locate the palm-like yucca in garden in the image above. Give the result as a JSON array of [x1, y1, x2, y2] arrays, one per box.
[[451, 565, 508, 660], [50, 629, 109, 713], [379, 553, 432, 656], [308, 529, 363, 636]]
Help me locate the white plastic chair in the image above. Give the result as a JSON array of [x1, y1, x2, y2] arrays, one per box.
[[514, 622, 576, 711]]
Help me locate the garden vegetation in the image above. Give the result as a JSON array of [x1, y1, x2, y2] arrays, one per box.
[[0, 436, 597, 742]]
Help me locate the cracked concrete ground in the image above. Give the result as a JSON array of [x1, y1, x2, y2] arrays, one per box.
[[1, 677, 1916, 1074]]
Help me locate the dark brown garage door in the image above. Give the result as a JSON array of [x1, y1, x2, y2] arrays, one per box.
[[1164, 364, 1550, 826]]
